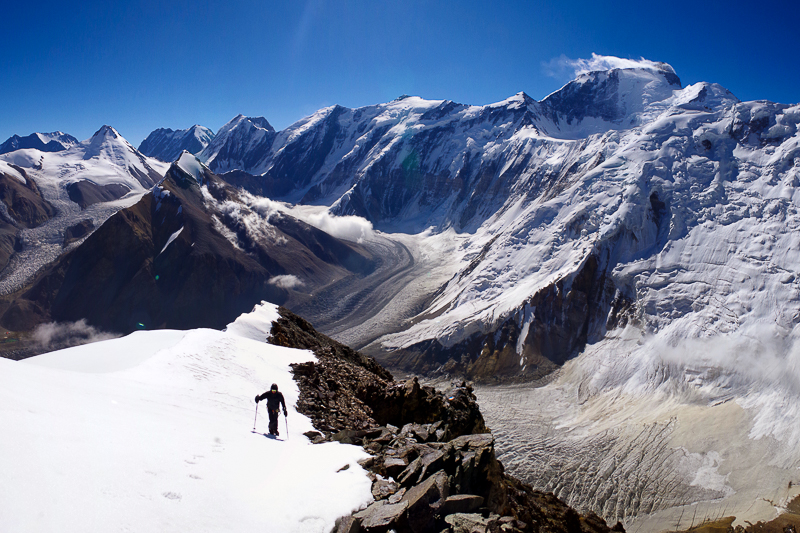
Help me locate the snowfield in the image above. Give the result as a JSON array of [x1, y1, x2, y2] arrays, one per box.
[[0, 302, 372, 532]]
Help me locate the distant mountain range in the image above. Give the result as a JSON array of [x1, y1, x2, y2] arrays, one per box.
[[137, 125, 215, 162], [0, 132, 78, 154]]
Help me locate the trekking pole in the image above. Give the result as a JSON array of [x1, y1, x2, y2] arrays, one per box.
[[284, 413, 289, 440], [253, 402, 259, 431]]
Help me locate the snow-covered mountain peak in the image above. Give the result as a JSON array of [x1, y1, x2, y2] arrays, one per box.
[[138, 125, 215, 162], [83, 125, 134, 159], [33, 131, 79, 148], [198, 115, 279, 173], [174, 150, 208, 183], [223, 114, 275, 134], [89, 124, 121, 141], [187, 124, 212, 139], [671, 81, 740, 111], [492, 91, 536, 109], [532, 66, 684, 138]]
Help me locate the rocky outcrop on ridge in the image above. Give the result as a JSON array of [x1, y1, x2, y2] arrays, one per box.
[[269, 306, 485, 437], [269, 306, 621, 533]]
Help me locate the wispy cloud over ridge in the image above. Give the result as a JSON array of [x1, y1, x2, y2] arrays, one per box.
[[543, 53, 676, 79]]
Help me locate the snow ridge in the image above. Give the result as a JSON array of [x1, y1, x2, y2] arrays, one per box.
[[0, 302, 371, 532]]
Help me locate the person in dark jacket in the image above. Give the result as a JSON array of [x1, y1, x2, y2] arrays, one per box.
[[255, 383, 287, 436]]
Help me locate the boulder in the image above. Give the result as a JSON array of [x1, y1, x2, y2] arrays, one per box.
[[384, 456, 409, 479], [331, 429, 370, 445], [400, 471, 448, 532], [372, 478, 400, 500], [398, 457, 422, 487], [417, 448, 445, 483], [353, 500, 408, 531], [441, 494, 484, 515], [334, 514, 361, 533], [445, 513, 491, 533]]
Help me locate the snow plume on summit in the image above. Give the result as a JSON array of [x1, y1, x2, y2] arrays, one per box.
[[544, 53, 676, 78]]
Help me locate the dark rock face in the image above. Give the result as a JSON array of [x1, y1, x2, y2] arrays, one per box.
[[273, 307, 620, 533], [66, 181, 131, 209], [382, 251, 634, 384], [63, 220, 95, 245], [0, 166, 57, 229]]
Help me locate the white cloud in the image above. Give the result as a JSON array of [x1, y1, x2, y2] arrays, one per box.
[[269, 274, 304, 289], [213, 189, 374, 244], [32, 320, 120, 352], [305, 211, 374, 243], [543, 53, 676, 79]]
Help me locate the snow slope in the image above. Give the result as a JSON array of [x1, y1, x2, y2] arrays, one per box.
[[0, 302, 372, 532]]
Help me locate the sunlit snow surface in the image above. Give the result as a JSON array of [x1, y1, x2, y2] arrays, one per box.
[[0, 302, 372, 532], [176, 150, 208, 183]]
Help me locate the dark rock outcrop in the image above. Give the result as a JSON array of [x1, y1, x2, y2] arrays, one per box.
[[66, 181, 131, 209], [271, 307, 620, 533], [0, 165, 57, 229], [63, 220, 95, 245], [271, 306, 484, 437], [382, 251, 634, 384]]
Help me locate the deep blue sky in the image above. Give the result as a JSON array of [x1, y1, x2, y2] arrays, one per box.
[[3, 0, 799, 146]]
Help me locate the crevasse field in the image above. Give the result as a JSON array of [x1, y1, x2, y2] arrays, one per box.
[[0, 303, 372, 532]]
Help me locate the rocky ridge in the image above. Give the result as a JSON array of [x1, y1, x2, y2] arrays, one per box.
[[268, 306, 622, 533], [138, 125, 215, 163]]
